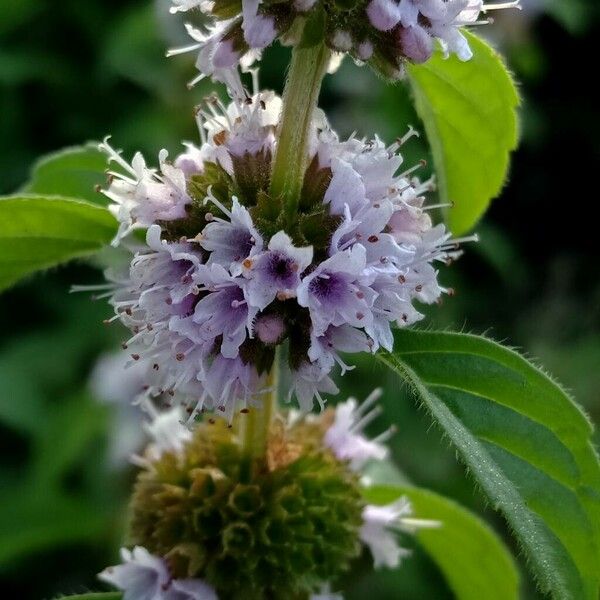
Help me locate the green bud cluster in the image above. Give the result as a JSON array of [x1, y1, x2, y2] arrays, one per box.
[[128, 419, 365, 600]]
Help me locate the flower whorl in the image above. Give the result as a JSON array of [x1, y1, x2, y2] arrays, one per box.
[[100, 89, 464, 419], [167, 0, 520, 86]]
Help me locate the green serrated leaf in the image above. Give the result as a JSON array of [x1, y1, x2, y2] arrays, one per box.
[[363, 484, 519, 600], [407, 33, 520, 235], [0, 195, 116, 291], [22, 144, 108, 205], [377, 329, 600, 599]]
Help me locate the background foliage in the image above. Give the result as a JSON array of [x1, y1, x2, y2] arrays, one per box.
[[1, 0, 599, 598]]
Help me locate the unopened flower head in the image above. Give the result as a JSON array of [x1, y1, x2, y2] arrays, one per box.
[[126, 410, 365, 598], [109, 390, 425, 598], [98, 89, 470, 417], [167, 0, 520, 85]]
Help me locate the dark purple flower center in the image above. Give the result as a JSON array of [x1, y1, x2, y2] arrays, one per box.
[[228, 228, 255, 261], [175, 292, 199, 317], [309, 272, 346, 304], [265, 252, 297, 287]]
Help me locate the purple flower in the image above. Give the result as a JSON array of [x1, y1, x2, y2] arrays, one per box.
[[245, 231, 313, 310], [308, 325, 372, 374], [255, 313, 286, 345], [99, 141, 192, 245], [324, 389, 390, 470], [192, 264, 257, 358], [99, 93, 469, 417], [204, 355, 266, 418], [366, 0, 404, 31], [99, 546, 217, 600], [288, 362, 339, 411], [360, 498, 441, 568], [242, 0, 278, 48], [199, 197, 264, 275], [298, 245, 375, 337]]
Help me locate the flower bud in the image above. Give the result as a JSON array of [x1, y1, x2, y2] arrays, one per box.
[[255, 313, 287, 345]]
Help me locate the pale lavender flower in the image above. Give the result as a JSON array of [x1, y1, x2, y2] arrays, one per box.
[[308, 324, 372, 375], [366, 0, 405, 31], [166, 20, 250, 97], [198, 197, 263, 274], [297, 245, 375, 337], [99, 546, 217, 600], [199, 90, 281, 162], [142, 404, 193, 462], [90, 351, 150, 467], [360, 498, 440, 568], [99, 140, 191, 245], [255, 313, 287, 345], [242, 0, 278, 49], [245, 231, 313, 310], [167, 0, 520, 86], [203, 355, 267, 419], [366, 0, 521, 63], [324, 389, 391, 471], [99, 92, 468, 417], [191, 264, 257, 358], [289, 362, 339, 411]]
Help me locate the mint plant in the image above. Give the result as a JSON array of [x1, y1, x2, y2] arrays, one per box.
[[1, 1, 599, 599]]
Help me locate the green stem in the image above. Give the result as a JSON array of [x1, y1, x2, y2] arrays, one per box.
[[270, 41, 331, 222], [241, 355, 279, 462]]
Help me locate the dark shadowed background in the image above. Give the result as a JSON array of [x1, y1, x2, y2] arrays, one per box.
[[1, 0, 599, 597]]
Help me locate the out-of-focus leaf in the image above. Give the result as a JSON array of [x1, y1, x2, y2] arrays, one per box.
[[377, 329, 600, 599], [363, 484, 519, 600], [31, 393, 109, 487], [57, 595, 122, 600], [407, 33, 519, 234], [22, 145, 108, 205], [0, 195, 116, 291], [0, 487, 111, 568], [0, 392, 117, 569], [0, 0, 41, 36], [103, 4, 174, 98], [545, 0, 591, 35]]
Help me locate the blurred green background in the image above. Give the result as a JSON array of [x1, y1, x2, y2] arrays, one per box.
[[1, 0, 599, 598]]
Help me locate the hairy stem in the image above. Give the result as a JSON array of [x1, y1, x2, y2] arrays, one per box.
[[270, 41, 331, 222], [241, 354, 279, 463]]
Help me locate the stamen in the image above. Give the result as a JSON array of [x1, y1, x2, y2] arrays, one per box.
[[166, 42, 202, 58], [400, 159, 427, 178], [372, 425, 397, 445], [351, 405, 383, 432], [483, 1, 521, 11]]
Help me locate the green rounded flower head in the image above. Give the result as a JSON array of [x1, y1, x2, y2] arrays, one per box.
[[128, 416, 365, 600]]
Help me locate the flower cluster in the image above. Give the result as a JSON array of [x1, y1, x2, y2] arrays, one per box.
[[167, 0, 520, 86], [100, 391, 438, 599], [99, 89, 468, 419]]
